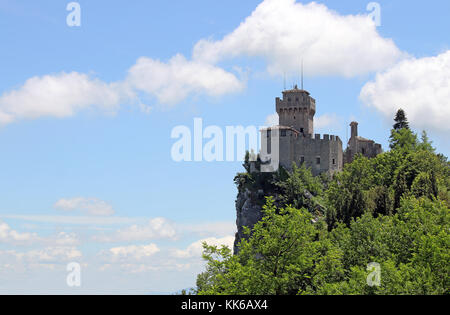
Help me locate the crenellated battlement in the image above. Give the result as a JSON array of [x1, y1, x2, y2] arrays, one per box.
[[276, 86, 316, 136], [309, 134, 342, 142], [266, 88, 380, 176], [236, 86, 384, 255]]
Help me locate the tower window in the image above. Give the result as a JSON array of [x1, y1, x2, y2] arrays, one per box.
[[300, 156, 305, 164], [296, 97, 299, 102], [300, 128, 304, 133], [362, 148, 366, 154], [281, 130, 287, 137], [267, 130, 271, 138], [316, 157, 321, 165], [333, 158, 336, 165]]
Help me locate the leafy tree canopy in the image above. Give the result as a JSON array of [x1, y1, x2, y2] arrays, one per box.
[[195, 109, 449, 295], [197, 197, 449, 295]]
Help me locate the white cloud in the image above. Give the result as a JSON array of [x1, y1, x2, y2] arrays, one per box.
[[315, 113, 339, 130], [0, 246, 82, 265], [265, 113, 279, 127], [0, 72, 129, 125], [97, 243, 162, 274], [107, 243, 160, 261], [22, 246, 82, 262], [179, 221, 236, 238], [0, 58, 244, 123], [54, 197, 115, 216], [0, 1, 406, 125], [0, 220, 80, 247], [193, 0, 404, 77], [126, 54, 245, 105], [111, 264, 160, 274], [0, 219, 235, 281], [51, 232, 80, 247], [265, 112, 338, 130], [97, 259, 192, 274], [0, 214, 140, 226], [172, 235, 235, 259], [0, 220, 39, 245], [360, 50, 450, 133], [93, 217, 178, 243]]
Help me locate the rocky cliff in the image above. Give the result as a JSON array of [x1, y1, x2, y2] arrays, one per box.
[[233, 188, 264, 254], [233, 166, 326, 254]]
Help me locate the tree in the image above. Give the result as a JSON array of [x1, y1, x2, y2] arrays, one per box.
[[198, 198, 344, 295], [209, 115, 450, 295], [418, 130, 435, 153], [393, 150, 444, 209], [411, 172, 435, 199], [276, 163, 323, 211], [197, 197, 449, 295], [326, 155, 373, 227], [364, 185, 394, 217], [318, 197, 449, 295], [389, 127, 418, 152], [393, 109, 409, 130], [389, 110, 417, 152], [196, 244, 234, 294]]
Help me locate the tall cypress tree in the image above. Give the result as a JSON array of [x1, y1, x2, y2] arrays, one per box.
[[389, 109, 416, 151], [393, 109, 409, 130]]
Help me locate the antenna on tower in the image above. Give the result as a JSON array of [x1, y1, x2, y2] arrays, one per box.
[[346, 120, 349, 145], [301, 58, 304, 90]]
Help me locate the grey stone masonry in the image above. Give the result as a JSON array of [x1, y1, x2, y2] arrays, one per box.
[[262, 127, 343, 176], [235, 88, 384, 254], [276, 85, 315, 136], [344, 122, 383, 164], [262, 88, 381, 176]]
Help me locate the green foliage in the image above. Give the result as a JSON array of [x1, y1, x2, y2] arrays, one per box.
[[393, 109, 410, 130], [197, 197, 449, 295], [235, 155, 324, 213], [206, 109, 450, 295], [198, 198, 346, 295], [326, 155, 373, 227], [324, 197, 450, 295], [233, 151, 286, 206], [389, 127, 418, 152], [418, 130, 435, 153], [364, 185, 394, 217], [411, 172, 435, 199], [196, 243, 234, 294], [326, 144, 448, 226], [276, 163, 323, 211], [389, 108, 418, 152], [392, 150, 444, 209]]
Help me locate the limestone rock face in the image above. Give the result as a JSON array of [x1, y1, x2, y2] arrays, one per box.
[[233, 188, 263, 255]]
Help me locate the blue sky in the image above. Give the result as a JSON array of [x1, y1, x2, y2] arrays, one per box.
[[0, 0, 448, 294]]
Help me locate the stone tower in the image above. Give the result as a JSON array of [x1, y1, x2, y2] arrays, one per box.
[[276, 85, 316, 136], [263, 87, 343, 176], [350, 121, 358, 138], [344, 121, 383, 163], [236, 88, 384, 254]]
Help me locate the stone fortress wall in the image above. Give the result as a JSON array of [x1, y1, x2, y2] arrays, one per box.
[[262, 86, 382, 176]]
